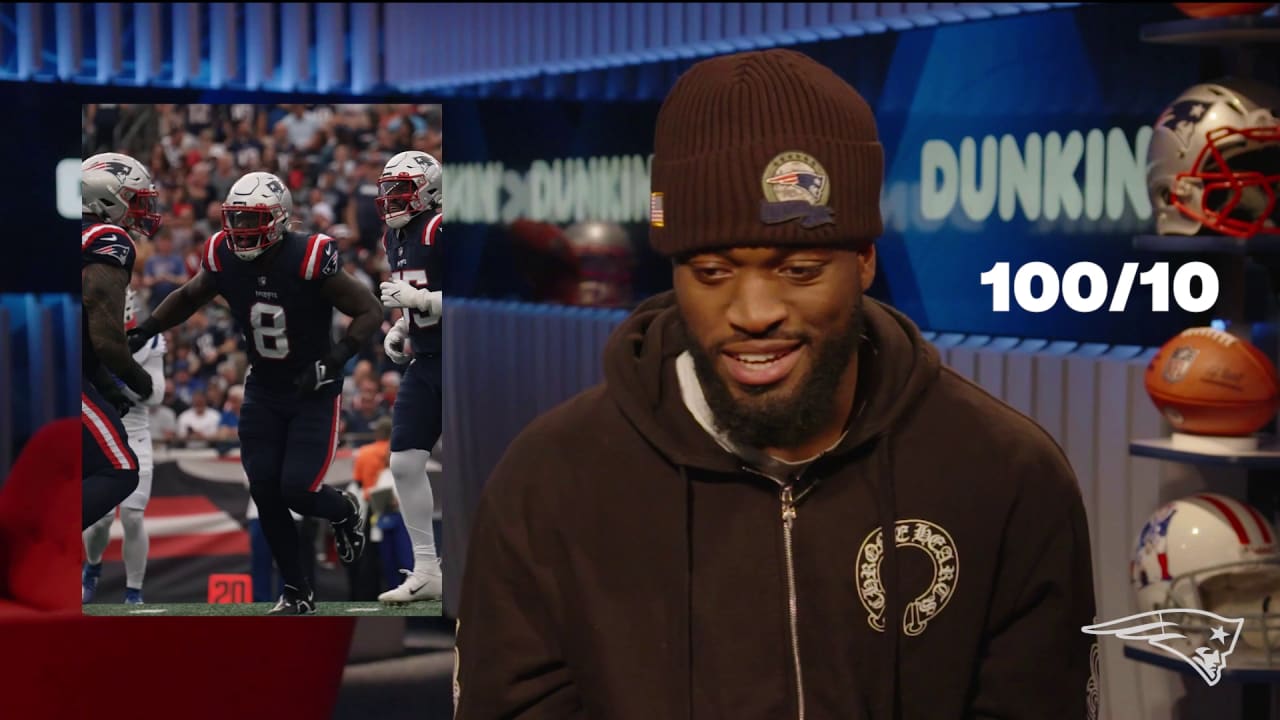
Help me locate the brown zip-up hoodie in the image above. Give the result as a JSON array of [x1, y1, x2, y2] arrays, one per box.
[[455, 291, 1098, 720]]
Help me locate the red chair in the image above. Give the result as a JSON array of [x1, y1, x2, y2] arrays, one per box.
[[0, 419, 357, 719], [0, 418, 80, 615]]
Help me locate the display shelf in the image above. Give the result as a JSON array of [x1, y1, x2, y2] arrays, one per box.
[[1133, 234, 1280, 255], [1140, 14, 1280, 46], [1129, 437, 1280, 470], [1130, 11, 1280, 720], [1125, 645, 1280, 683]]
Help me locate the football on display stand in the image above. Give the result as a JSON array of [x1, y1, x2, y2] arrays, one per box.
[[1144, 327, 1279, 437]]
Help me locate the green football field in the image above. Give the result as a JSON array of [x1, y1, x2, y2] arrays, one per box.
[[82, 601, 442, 617]]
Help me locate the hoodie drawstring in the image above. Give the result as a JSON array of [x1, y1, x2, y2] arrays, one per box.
[[875, 437, 900, 720], [682, 465, 695, 720]]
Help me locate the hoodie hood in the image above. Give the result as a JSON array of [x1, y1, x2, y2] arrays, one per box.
[[602, 289, 941, 469]]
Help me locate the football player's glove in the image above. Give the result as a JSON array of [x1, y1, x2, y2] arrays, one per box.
[[293, 337, 360, 399], [101, 381, 135, 418], [293, 356, 343, 398], [380, 279, 442, 317], [120, 364, 153, 403], [383, 316, 412, 365], [127, 319, 159, 354]]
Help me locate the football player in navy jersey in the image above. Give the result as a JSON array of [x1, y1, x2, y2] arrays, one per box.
[[83, 288, 166, 605], [128, 171, 382, 615], [374, 150, 445, 604], [81, 153, 161, 531]]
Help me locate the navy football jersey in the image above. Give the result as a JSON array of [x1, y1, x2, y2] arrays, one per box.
[[201, 229, 341, 389], [82, 217, 137, 378], [382, 211, 442, 355]]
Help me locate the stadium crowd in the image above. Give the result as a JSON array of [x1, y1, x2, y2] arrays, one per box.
[[81, 104, 442, 457]]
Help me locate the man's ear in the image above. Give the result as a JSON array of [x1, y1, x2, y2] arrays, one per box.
[[857, 242, 877, 291]]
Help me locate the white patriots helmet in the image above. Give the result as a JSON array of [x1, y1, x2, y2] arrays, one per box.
[[82, 152, 162, 238], [563, 220, 634, 307], [1132, 493, 1280, 650], [222, 171, 293, 261], [1145, 77, 1280, 238], [377, 150, 442, 229]]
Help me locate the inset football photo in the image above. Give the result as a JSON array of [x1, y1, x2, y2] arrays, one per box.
[[80, 103, 445, 617]]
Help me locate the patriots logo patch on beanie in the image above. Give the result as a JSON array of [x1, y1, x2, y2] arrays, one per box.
[[761, 151, 835, 229]]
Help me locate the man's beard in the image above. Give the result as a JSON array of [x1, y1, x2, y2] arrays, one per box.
[[687, 298, 865, 451]]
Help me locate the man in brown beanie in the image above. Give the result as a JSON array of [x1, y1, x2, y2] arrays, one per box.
[[455, 49, 1098, 720]]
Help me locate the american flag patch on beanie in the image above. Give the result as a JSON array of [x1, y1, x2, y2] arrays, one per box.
[[650, 192, 665, 228]]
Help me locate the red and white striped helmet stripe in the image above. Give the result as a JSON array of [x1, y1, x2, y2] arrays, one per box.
[[1243, 502, 1275, 545], [1197, 493, 1274, 546]]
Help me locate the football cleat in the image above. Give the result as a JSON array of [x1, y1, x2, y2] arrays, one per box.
[[378, 567, 444, 604], [124, 588, 144, 605], [267, 584, 316, 616], [332, 491, 367, 565], [82, 563, 102, 604]]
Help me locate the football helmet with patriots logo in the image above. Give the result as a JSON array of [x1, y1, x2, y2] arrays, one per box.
[[82, 152, 162, 239], [222, 171, 293, 261], [377, 150, 442, 230], [1132, 493, 1280, 651], [563, 220, 634, 307], [1146, 77, 1280, 238]]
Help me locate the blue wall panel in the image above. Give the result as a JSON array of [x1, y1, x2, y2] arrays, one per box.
[[1, 294, 79, 480], [440, 299, 629, 612], [446, 4, 1230, 349], [3, 3, 1083, 94]]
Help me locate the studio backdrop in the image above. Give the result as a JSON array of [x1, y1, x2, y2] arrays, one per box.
[[447, 3, 1226, 347]]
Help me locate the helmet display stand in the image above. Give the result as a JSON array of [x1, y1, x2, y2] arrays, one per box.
[[1128, 8, 1280, 718]]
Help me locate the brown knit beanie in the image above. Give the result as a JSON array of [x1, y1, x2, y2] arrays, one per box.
[[648, 49, 884, 257]]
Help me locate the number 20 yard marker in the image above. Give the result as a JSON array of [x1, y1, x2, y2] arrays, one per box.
[[980, 262, 1219, 314]]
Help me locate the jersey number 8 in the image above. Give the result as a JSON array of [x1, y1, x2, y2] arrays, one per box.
[[250, 302, 290, 359]]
